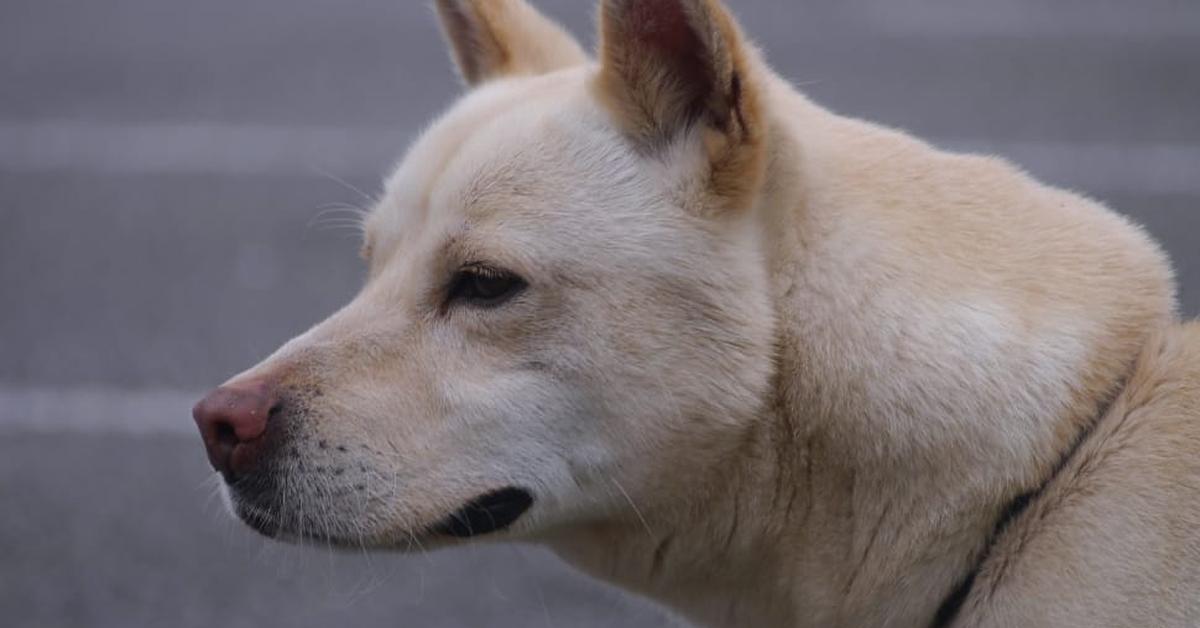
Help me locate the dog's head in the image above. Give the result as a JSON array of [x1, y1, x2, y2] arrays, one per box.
[[194, 0, 776, 547]]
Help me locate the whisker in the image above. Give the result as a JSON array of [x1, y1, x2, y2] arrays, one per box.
[[610, 477, 656, 540], [310, 166, 380, 206]]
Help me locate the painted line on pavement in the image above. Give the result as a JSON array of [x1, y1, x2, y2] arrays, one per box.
[[0, 385, 202, 435], [2, 121, 1199, 196]]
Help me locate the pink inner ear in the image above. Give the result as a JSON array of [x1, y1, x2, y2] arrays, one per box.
[[626, 0, 696, 54], [619, 0, 713, 105]]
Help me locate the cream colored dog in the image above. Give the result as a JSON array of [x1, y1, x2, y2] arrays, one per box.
[[192, 1, 1200, 626]]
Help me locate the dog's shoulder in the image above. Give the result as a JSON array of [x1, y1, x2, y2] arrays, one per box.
[[959, 322, 1200, 627]]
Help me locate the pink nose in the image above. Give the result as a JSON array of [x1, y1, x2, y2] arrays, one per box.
[[192, 379, 279, 478]]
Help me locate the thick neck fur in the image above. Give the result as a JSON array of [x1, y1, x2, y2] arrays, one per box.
[[548, 72, 1174, 628]]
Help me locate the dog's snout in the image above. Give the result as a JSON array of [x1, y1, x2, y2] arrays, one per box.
[[193, 379, 280, 478]]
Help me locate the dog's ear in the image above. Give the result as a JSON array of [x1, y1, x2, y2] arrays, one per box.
[[596, 0, 765, 207], [434, 0, 588, 86]]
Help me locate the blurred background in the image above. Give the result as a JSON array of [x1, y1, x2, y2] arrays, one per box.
[[1, 1, 1197, 627]]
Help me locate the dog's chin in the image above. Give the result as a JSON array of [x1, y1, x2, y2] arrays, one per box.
[[234, 502, 282, 538], [227, 499, 370, 547], [222, 489, 286, 540], [224, 484, 536, 548]]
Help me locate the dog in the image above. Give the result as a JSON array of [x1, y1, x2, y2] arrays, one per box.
[[192, 1, 1200, 626]]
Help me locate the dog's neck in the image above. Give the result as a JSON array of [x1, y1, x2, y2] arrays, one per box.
[[544, 425, 798, 627], [546, 403, 1008, 628], [547, 90, 1150, 628]]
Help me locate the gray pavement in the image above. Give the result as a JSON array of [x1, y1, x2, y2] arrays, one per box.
[[1, 1, 1197, 627]]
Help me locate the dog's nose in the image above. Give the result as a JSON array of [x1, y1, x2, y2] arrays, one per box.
[[192, 379, 278, 478]]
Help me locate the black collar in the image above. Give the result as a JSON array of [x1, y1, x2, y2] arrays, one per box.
[[928, 384, 1123, 628]]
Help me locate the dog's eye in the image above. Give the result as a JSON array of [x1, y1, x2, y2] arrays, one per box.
[[447, 265, 527, 308]]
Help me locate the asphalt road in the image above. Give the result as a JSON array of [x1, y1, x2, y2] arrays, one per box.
[[1, 1, 1197, 627]]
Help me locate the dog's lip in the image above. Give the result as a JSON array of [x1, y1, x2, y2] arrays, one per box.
[[429, 486, 534, 539], [232, 501, 282, 539]]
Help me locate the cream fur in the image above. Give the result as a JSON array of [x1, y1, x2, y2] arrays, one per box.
[[208, 1, 1197, 626]]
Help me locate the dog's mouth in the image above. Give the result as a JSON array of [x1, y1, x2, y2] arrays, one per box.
[[229, 483, 535, 544], [429, 486, 534, 538]]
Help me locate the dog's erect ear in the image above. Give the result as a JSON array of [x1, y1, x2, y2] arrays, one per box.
[[596, 0, 764, 206], [434, 0, 588, 86]]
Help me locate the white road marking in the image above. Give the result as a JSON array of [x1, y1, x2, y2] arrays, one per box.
[[940, 138, 1200, 197], [0, 385, 202, 435], [0, 120, 407, 178], [2, 121, 1198, 196], [852, 0, 1200, 39]]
